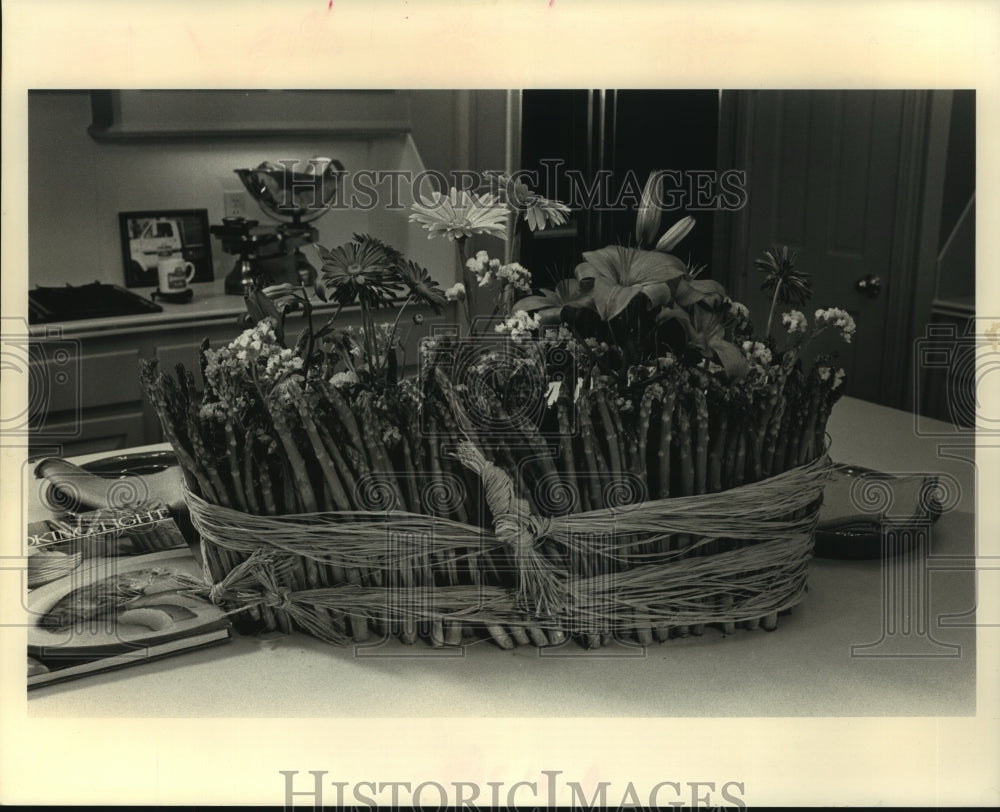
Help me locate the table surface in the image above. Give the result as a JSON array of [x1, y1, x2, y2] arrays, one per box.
[[22, 396, 979, 717]]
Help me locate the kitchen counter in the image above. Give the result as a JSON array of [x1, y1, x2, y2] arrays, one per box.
[[27, 278, 345, 340], [18, 396, 983, 718]]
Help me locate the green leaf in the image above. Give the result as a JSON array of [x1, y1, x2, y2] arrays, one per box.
[[245, 290, 285, 344], [708, 337, 748, 380], [514, 279, 583, 326]]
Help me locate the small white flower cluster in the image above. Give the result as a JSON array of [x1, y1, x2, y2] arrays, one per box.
[[782, 310, 808, 334], [203, 318, 303, 398], [542, 325, 574, 342], [445, 282, 466, 302], [466, 250, 499, 283], [741, 340, 773, 367], [584, 337, 612, 354], [466, 250, 532, 293], [495, 262, 532, 293], [418, 335, 442, 365], [227, 320, 277, 363], [198, 400, 228, 422], [818, 365, 847, 390], [614, 396, 634, 413], [262, 348, 304, 384], [495, 310, 540, 342], [726, 298, 751, 320], [469, 350, 505, 377], [815, 307, 857, 343], [329, 370, 359, 389]]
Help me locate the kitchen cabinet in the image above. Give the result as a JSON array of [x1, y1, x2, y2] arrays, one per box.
[[29, 316, 245, 458], [27, 282, 446, 458], [88, 90, 412, 141]]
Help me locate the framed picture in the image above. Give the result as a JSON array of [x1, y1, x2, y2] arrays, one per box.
[[118, 209, 214, 288]]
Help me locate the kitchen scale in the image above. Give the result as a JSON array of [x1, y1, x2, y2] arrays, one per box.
[[211, 158, 345, 294]]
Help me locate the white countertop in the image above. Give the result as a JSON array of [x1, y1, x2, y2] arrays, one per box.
[[18, 396, 980, 717], [5, 395, 996, 809], [28, 278, 348, 339]]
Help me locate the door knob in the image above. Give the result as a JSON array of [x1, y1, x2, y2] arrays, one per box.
[[855, 274, 882, 298]]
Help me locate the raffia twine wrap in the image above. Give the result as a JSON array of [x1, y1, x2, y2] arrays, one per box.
[[190, 441, 832, 646]]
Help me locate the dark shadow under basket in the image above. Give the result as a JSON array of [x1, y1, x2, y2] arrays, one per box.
[[189, 446, 832, 650]]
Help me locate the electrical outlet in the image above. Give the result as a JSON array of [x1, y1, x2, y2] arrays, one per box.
[[223, 190, 248, 219]]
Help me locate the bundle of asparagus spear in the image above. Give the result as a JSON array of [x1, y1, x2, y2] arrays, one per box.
[[139, 173, 853, 648]]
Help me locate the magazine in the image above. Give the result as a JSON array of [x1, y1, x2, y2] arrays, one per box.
[[26, 505, 231, 689]]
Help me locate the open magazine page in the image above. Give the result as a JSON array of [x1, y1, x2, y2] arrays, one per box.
[[26, 505, 231, 688]]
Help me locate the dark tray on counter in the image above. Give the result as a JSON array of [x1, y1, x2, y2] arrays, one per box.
[[29, 282, 163, 324]]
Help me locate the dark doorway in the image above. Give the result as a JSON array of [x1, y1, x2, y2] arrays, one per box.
[[517, 90, 720, 289]]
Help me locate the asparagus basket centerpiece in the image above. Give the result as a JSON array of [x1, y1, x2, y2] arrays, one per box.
[[141, 169, 854, 649]]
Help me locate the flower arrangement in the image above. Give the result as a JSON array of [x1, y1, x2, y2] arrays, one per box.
[[140, 168, 850, 648]]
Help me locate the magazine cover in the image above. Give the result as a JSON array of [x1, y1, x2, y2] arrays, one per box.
[[26, 506, 231, 688]]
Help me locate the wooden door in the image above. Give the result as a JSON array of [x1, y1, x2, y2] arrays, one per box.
[[719, 90, 939, 408]]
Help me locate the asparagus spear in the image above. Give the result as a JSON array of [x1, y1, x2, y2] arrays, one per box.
[[690, 384, 710, 637], [316, 422, 359, 509], [178, 367, 233, 508], [223, 417, 249, 512], [557, 403, 581, 516], [265, 390, 318, 513], [241, 431, 261, 515], [323, 381, 369, 464], [733, 426, 747, 487], [651, 384, 678, 641], [139, 361, 217, 502], [255, 434, 279, 516], [635, 383, 661, 487], [692, 385, 709, 497], [761, 368, 788, 478], [657, 386, 678, 500], [797, 372, 823, 466], [676, 398, 694, 498], [594, 384, 626, 491], [357, 395, 405, 511], [576, 388, 604, 510], [708, 402, 728, 494]]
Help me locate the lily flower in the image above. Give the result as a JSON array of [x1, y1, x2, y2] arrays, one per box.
[[655, 216, 696, 253], [573, 245, 686, 321], [656, 306, 748, 380], [635, 171, 664, 248]]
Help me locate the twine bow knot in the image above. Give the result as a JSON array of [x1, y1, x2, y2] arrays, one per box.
[[264, 587, 293, 612], [207, 582, 228, 605], [453, 441, 566, 617]]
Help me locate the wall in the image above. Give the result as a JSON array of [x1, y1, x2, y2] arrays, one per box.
[[27, 90, 509, 290], [934, 90, 975, 305]]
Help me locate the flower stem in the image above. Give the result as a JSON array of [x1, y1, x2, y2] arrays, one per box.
[[382, 294, 415, 379], [765, 281, 782, 339], [456, 238, 477, 333]]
